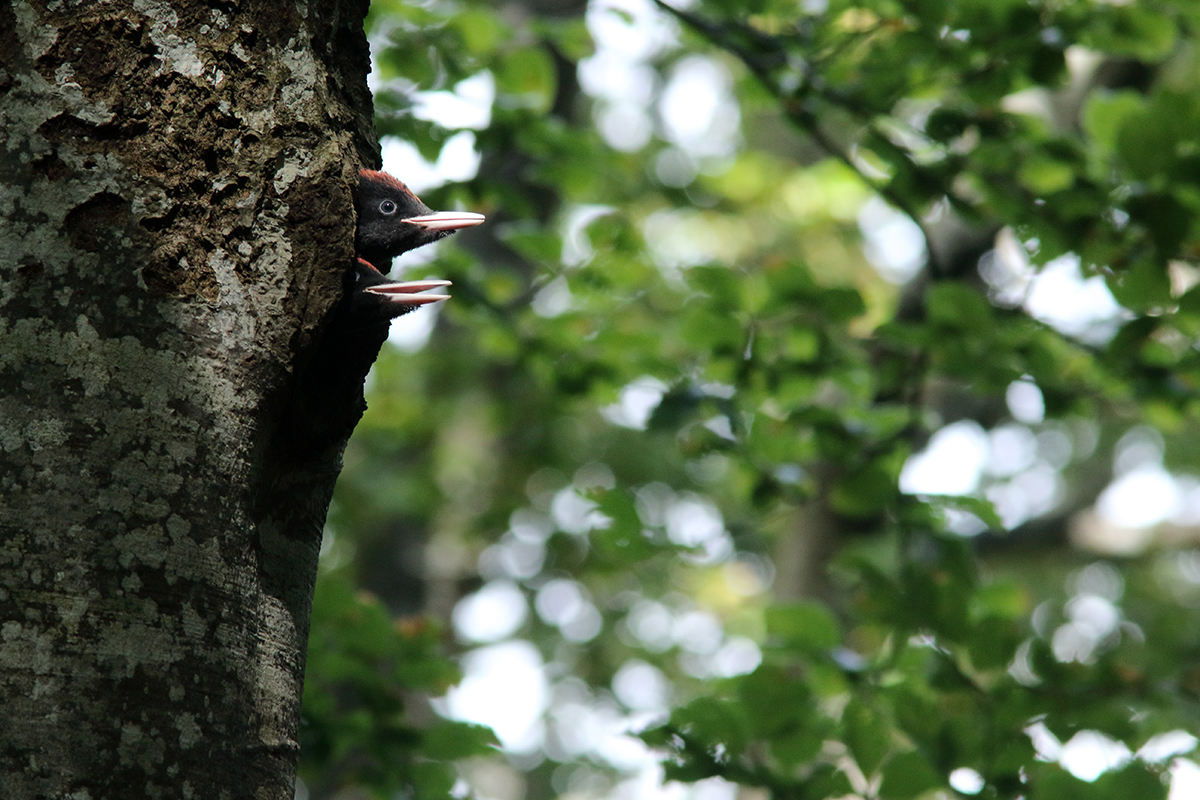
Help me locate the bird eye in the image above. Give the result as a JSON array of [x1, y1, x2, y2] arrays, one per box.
[[379, 199, 397, 214]]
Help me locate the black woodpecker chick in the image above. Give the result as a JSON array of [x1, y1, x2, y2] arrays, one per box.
[[355, 169, 485, 274], [270, 170, 485, 478], [347, 257, 451, 326]]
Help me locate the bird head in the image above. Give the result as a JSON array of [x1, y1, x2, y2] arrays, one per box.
[[355, 170, 485, 272], [347, 258, 452, 324]]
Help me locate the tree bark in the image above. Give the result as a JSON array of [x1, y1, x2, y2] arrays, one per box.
[[0, 1, 375, 797]]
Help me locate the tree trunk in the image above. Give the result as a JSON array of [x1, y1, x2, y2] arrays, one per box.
[[0, 2, 376, 797]]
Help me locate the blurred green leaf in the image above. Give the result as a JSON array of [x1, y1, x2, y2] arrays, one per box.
[[1018, 155, 1075, 195], [495, 46, 556, 112], [926, 283, 993, 331], [449, 8, 508, 55], [420, 721, 498, 760], [830, 460, 898, 518], [764, 601, 841, 652], [673, 697, 751, 757], [879, 750, 944, 799], [844, 698, 892, 776], [1106, 259, 1172, 311], [1083, 90, 1145, 159], [1086, 7, 1178, 60]]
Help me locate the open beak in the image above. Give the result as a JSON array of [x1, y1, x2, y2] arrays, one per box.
[[365, 278, 452, 307], [402, 211, 486, 232]]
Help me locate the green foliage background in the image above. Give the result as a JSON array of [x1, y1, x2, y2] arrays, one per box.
[[299, 1, 1200, 798]]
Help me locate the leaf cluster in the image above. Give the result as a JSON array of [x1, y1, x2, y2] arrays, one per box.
[[301, 0, 1200, 797]]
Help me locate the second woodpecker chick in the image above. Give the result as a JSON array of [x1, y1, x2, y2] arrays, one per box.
[[278, 171, 484, 461], [348, 257, 451, 326]]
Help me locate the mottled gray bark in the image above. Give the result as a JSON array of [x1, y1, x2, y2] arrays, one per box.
[[0, 1, 375, 797]]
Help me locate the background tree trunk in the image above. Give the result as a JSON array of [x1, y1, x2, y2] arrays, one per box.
[[0, 2, 375, 797]]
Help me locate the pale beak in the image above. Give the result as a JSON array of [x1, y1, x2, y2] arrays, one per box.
[[402, 211, 486, 232], [365, 279, 452, 306]]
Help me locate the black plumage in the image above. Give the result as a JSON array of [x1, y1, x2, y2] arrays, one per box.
[[355, 169, 484, 274], [346, 257, 451, 327], [275, 170, 485, 467]]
